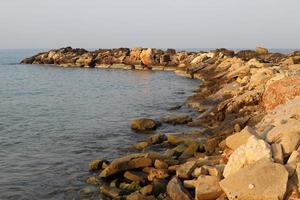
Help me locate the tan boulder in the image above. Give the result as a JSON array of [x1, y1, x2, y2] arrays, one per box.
[[167, 177, 193, 200], [285, 150, 300, 177], [256, 47, 269, 55], [100, 153, 152, 177], [223, 136, 272, 178], [265, 121, 300, 156], [225, 126, 258, 150], [195, 175, 223, 200], [130, 118, 159, 131], [263, 76, 300, 110], [140, 48, 155, 66], [249, 68, 274, 87], [220, 159, 288, 200], [176, 160, 197, 179]]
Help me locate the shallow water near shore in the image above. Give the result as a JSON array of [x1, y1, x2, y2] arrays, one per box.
[[0, 50, 199, 200]]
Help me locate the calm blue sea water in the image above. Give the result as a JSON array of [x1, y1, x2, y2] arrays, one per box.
[[0, 50, 199, 200]]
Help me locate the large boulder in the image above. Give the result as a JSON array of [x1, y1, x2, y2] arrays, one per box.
[[265, 121, 300, 157], [195, 175, 223, 200], [249, 68, 274, 88], [225, 126, 258, 150], [131, 118, 159, 131], [167, 177, 193, 200], [255, 47, 269, 55], [263, 76, 300, 110], [223, 136, 272, 178], [236, 50, 258, 61], [220, 159, 288, 200], [100, 153, 152, 177], [140, 48, 155, 66]]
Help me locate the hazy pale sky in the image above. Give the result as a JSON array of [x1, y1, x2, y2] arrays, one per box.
[[0, 0, 299, 49]]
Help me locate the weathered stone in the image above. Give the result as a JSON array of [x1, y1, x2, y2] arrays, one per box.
[[220, 159, 288, 200], [249, 68, 274, 87], [88, 159, 102, 171], [131, 118, 159, 131], [265, 121, 300, 156], [195, 175, 223, 200], [223, 136, 272, 178], [120, 181, 141, 191], [100, 154, 152, 177], [183, 179, 197, 188], [271, 143, 284, 164], [263, 76, 300, 110], [147, 168, 169, 181], [161, 114, 192, 125], [236, 50, 258, 61], [285, 150, 300, 177], [133, 141, 149, 150], [167, 177, 193, 200], [176, 160, 197, 179], [100, 185, 123, 199], [140, 184, 153, 195], [154, 159, 168, 169], [225, 126, 258, 150], [192, 167, 209, 177], [86, 176, 99, 185], [256, 47, 269, 55], [140, 48, 155, 66], [124, 171, 148, 182], [179, 141, 199, 160], [126, 192, 156, 200]]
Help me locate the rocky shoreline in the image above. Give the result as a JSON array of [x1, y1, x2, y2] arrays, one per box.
[[21, 47, 300, 200]]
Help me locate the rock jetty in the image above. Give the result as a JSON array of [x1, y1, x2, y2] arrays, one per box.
[[22, 47, 300, 200]]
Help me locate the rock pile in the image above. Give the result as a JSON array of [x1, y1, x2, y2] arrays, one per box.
[[22, 47, 300, 199]]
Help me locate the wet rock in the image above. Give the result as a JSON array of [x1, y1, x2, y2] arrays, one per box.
[[86, 176, 100, 185], [223, 136, 272, 178], [161, 114, 192, 125], [119, 181, 141, 191], [133, 141, 149, 150], [89, 159, 102, 171], [167, 177, 193, 200], [100, 153, 152, 177], [100, 185, 124, 199], [225, 126, 258, 150], [263, 76, 300, 110], [131, 118, 160, 131], [220, 159, 288, 200], [195, 175, 223, 200]]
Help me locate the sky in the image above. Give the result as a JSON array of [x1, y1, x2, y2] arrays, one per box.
[[0, 0, 299, 49]]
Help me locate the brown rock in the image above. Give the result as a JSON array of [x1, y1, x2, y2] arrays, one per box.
[[124, 171, 148, 182], [154, 159, 168, 169], [167, 177, 193, 200], [256, 47, 269, 55], [131, 118, 159, 131], [176, 160, 197, 179], [161, 114, 192, 125], [236, 50, 258, 61], [195, 175, 223, 200], [225, 126, 258, 150], [263, 76, 300, 110], [220, 159, 288, 200], [271, 143, 284, 164], [126, 192, 156, 200], [140, 184, 153, 195], [147, 168, 169, 181], [100, 154, 152, 177]]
